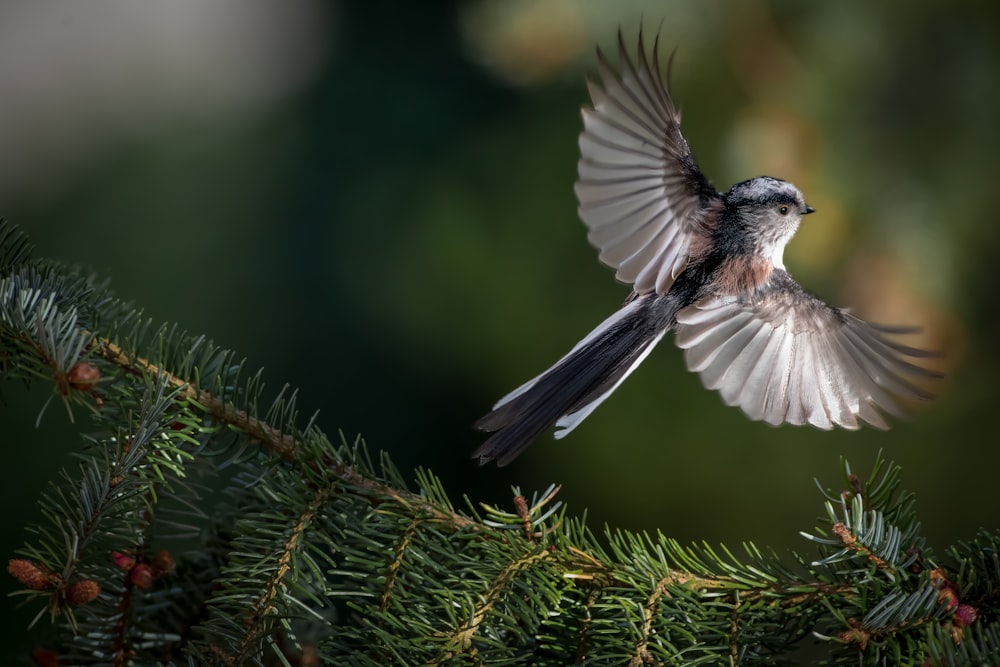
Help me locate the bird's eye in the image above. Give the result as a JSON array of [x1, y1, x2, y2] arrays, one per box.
[[778, 205, 790, 215]]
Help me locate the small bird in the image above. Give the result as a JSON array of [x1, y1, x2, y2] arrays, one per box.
[[473, 32, 938, 467]]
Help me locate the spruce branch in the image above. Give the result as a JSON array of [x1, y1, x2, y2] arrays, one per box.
[[92, 335, 482, 536], [2, 219, 999, 665]]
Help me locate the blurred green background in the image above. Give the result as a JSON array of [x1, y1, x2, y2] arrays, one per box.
[[2, 0, 997, 652]]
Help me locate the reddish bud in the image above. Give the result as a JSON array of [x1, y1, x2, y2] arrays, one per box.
[[954, 604, 978, 628], [847, 473, 863, 496], [65, 579, 100, 606], [129, 563, 155, 590], [8, 559, 56, 590], [31, 648, 60, 667], [112, 552, 135, 571], [938, 586, 959, 611], [67, 363, 100, 390], [150, 549, 176, 576], [299, 644, 319, 666]]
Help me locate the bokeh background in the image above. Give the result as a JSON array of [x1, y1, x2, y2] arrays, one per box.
[[1, 0, 997, 653]]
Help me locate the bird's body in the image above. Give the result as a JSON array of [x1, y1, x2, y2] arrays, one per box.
[[473, 33, 938, 467]]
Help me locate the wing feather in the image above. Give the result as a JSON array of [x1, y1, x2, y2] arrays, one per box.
[[762, 328, 795, 425], [700, 318, 761, 391], [675, 271, 939, 429], [738, 326, 786, 421], [718, 321, 774, 407], [576, 31, 718, 294]]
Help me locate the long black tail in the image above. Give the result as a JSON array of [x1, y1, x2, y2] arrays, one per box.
[[473, 293, 674, 466]]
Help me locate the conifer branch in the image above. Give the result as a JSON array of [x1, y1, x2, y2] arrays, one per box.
[[632, 572, 676, 666], [450, 548, 555, 654], [2, 220, 998, 665], [91, 335, 480, 533], [93, 338, 298, 462], [238, 484, 333, 661], [380, 519, 419, 613]]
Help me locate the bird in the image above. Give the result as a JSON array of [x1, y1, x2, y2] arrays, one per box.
[[473, 32, 939, 467]]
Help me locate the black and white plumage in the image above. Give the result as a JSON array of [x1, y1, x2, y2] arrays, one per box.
[[473, 33, 938, 467]]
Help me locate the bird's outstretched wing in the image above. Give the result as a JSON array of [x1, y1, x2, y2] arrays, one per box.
[[674, 270, 940, 429], [576, 31, 719, 295]]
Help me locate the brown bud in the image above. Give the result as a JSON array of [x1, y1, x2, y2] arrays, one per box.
[[8, 559, 56, 590], [837, 624, 870, 650], [129, 563, 155, 590], [832, 522, 855, 547], [67, 362, 100, 390], [65, 579, 100, 606], [150, 549, 176, 576], [513, 495, 529, 519], [929, 568, 949, 586]]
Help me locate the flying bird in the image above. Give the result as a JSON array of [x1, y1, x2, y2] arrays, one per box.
[[474, 33, 938, 467]]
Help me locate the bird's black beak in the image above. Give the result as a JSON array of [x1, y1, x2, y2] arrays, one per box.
[[803, 205, 816, 215]]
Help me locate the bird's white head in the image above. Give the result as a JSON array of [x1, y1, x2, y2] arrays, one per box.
[[725, 177, 815, 269]]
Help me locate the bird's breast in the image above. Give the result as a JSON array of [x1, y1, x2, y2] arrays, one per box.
[[711, 254, 774, 295]]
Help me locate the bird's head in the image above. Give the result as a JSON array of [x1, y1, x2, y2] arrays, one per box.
[[725, 176, 815, 269]]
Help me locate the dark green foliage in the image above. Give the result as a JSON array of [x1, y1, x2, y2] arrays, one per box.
[[2, 219, 998, 665]]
